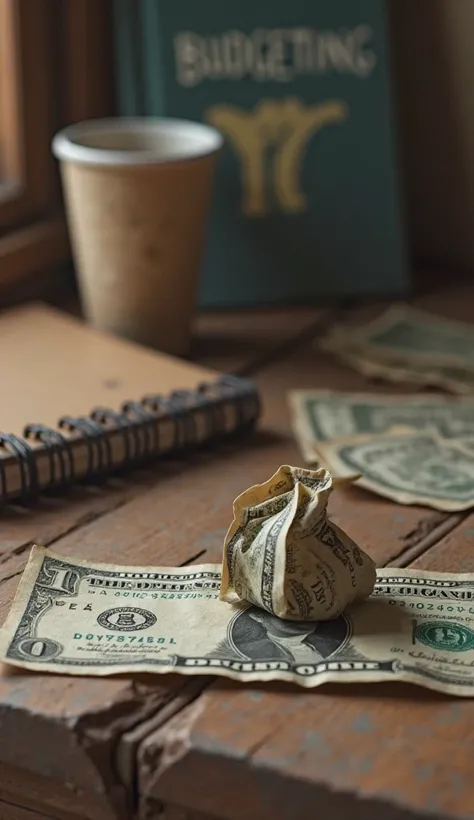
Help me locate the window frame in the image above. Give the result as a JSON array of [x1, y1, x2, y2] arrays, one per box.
[[0, 0, 114, 295], [0, 0, 58, 228]]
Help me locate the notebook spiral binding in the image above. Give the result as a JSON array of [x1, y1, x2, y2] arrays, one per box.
[[0, 374, 260, 505]]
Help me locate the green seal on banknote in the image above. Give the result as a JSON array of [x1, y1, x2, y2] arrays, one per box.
[[415, 621, 474, 652]]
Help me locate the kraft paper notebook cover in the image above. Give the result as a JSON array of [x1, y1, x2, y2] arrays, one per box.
[[0, 302, 260, 505]]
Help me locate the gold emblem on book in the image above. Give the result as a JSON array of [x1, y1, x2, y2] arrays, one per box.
[[207, 98, 348, 216]]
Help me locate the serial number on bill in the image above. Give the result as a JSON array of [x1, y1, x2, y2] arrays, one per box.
[[100, 592, 219, 600], [389, 600, 474, 615], [73, 634, 176, 644]]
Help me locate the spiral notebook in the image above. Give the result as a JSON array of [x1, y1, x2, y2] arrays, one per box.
[[0, 302, 260, 505]]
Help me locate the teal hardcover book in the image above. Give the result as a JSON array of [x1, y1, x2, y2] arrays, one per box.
[[114, 0, 408, 306]]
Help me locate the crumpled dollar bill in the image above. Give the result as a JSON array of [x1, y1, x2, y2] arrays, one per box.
[[220, 465, 376, 620]]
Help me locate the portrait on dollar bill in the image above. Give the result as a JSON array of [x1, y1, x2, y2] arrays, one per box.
[[207, 606, 350, 664]]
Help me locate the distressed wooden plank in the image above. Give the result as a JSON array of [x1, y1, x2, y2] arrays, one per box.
[[138, 371, 474, 820], [0, 310, 444, 820], [2, 286, 472, 820], [137, 286, 474, 820], [0, 351, 436, 771], [145, 805, 216, 820], [138, 514, 474, 820], [0, 485, 139, 559], [0, 672, 195, 820], [0, 307, 328, 820], [389, 513, 470, 569], [139, 678, 466, 820], [0, 768, 92, 820], [0, 799, 56, 820], [410, 513, 474, 573]]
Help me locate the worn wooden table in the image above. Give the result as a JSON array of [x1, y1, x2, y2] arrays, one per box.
[[1, 284, 474, 820]]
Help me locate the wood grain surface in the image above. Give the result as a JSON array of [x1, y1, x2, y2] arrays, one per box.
[[0, 799, 56, 820], [1, 287, 473, 820]]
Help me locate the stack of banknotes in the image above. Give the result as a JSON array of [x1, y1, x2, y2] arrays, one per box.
[[319, 304, 474, 395], [290, 305, 474, 511]]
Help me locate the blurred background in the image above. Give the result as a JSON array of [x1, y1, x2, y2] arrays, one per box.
[[1, 0, 473, 311]]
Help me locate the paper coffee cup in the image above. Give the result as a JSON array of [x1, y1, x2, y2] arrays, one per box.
[[52, 118, 223, 356]]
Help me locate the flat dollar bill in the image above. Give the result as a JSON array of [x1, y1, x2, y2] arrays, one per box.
[[322, 304, 474, 368], [315, 430, 474, 511], [5, 547, 474, 696], [288, 389, 474, 463]]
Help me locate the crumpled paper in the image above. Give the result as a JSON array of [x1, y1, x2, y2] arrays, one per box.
[[220, 465, 376, 621]]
